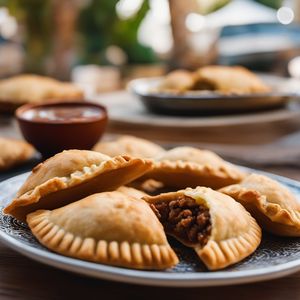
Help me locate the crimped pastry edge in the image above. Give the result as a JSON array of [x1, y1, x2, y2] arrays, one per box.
[[4, 155, 152, 219], [27, 210, 179, 270], [142, 160, 245, 189], [219, 185, 300, 236], [196, 217, 261, 270]]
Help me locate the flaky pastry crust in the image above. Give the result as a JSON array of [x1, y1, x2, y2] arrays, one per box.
[[4, 150, 152, 221], [93, 135, 165, 158], [116, 186, 148, 199], [194, 66, 271, 94], [0, 75, 83, 113], [156, 70, 196, 93], [142, 147, 245, 189], [219, 173, 300, 236], [0, 137, 35, 171], [27, 191, 178, 269]]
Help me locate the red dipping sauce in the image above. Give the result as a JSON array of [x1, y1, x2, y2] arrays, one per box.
[[16, 101, 108, 158], [21, 104, 104, 123]]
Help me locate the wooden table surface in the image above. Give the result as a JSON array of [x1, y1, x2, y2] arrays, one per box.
[[1, 114, 300, 300]]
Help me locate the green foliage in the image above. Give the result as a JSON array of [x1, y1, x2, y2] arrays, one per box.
[[253, 0, 283, 9], [77, 0, 155, 65]]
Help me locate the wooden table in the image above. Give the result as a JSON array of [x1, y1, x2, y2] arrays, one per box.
[[1, 115, 300, 300]]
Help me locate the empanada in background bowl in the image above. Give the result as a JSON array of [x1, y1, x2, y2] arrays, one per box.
[[193, 65, 271, 94]]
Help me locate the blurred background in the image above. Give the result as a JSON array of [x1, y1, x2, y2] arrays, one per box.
[[0, 0, 300, 92]]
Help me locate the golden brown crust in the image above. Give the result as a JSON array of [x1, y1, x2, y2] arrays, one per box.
[[157, 70, 196, 93], [144, 187, 261, 270], [4, 150, 152, 222], [27, 191, 178, 269], [155, 66, 270, 95], [194, 65, 271, 94], [0, 137, 35, 171], [0, 75, 84, 112], [142, 147, 246, 189], [93, 135, 165, 158], [116, 186, 148, 199], [219, 173, 300, 236], [16, 150, 111, 197]]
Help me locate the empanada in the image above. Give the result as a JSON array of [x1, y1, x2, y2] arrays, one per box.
[[144, 187, 261, 270], [219, 174, 300, 236], [4, 149, 152, 221], [157, 70, 196, 93], [194, 66, 271, 94], [142, 147, 245, 189], [128, 179, 168, 195], [93, 135, 165, 158], [0, 75, 83, 113], [27, 191, 178, 270], [0, 137, 35, 171], [116, 186, 148, 199]]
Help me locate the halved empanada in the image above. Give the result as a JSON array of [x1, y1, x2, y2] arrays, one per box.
[[142, 147, 246, 189], [219, 174, 300, 236], [93, 135, 165, 158], [0, 137, 35, 171], [27, 191, 178, 270], [144, 187, 261, 270], [4, 150, 152, 222]]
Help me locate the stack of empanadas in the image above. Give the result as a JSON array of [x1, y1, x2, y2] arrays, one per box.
[[4, 135, 300, 272], [156, 66, 271, 95]]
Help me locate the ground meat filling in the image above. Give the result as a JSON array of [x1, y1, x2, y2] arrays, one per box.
[[151, 195, 212, 247]]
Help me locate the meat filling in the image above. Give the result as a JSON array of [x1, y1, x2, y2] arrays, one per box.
[[151, 195, 212, 247]]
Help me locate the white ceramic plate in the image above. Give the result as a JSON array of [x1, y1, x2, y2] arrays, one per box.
[[0, 171, 300, 287]]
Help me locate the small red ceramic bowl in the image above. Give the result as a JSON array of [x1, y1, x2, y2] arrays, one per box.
[[16, 101, 108, 158]]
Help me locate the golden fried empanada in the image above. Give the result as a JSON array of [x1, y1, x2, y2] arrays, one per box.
[[219, 174, 300, 236], [0, 75, 83, 113], [116, 186, 148, 199], [27, 191, 178, 270], [4, 149, 152, 221], [194, 65, 270, 94], [0, 137, 35, 171], [157, 70, 196, 93], [142, 147, 245, 189], [144, 187, 261, 270], [93, 135, 165, 158]]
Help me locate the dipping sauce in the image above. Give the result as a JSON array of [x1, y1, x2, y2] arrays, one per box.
[[21, 104, 104, 123], [16, 101, 107, 158]]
